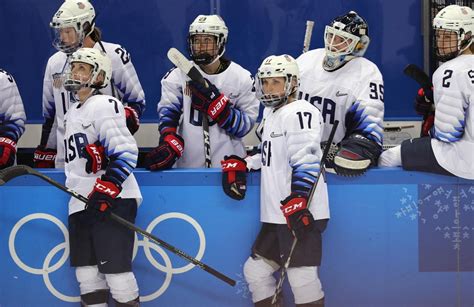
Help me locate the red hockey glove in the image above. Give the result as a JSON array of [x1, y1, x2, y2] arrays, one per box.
[[124, 106, 140, 135], [86, 177, 122, 219], [33, 145, 57, 168], [83, 142, 108, 174], [188, 79, 230, 124], [221, 155, 247, 200], [144, 132, 184, 170], [280, 194, 314, 240], [0, 137, 16, 169]]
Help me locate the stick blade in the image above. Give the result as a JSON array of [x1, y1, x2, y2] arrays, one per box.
[[167, 47, 206, 85], [403, 64, 432, 89], [0, 165, 32, 185]]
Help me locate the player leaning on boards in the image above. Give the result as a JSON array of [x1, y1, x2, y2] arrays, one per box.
[[62, 48, 142, 306], [144, 15, 259, 170], [34, 0, 145, 169], [222, 55, 328, 306], [0, 69, 26, 169], [379, 5, 474, 179], [297, 11, 384, 177]]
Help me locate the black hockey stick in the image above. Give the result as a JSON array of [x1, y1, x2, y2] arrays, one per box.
[[272, 120, 339, 305], [403, 64, 434, 136], [167, 48, 212, 168], [0, 165, 236, 286]]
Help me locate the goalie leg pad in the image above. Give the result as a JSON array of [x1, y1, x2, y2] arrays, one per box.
[[243, 256, 279, 303], [287, 266, 324, 304], [75, 266, 108, 295], [105, 272, 139, 303]]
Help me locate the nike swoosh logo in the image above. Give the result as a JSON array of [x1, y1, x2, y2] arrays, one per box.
[[270, 132, 283, 138], [100, 260, 108, 265], [335, 91, 348, 97], [82, 123, 92, 129]]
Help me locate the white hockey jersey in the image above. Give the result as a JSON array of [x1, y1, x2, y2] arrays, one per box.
[[64, 94, 142, 215], [42, 41, 146, 168], [158, 61, 259, 167], [246, 100, 329, 224], [431, 54, 474, 179], [0, 69, 26, 142], [297, 49, 384, 146]]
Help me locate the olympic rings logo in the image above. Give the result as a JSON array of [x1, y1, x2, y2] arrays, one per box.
[[8, 212, 206, 302]]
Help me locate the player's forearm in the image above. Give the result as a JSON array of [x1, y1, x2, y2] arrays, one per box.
[[218, 106, 255, 137], [346, 101, 384, 146], [0, 120, 25, 142]]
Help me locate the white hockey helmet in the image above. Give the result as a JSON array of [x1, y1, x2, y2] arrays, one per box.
[[188, 15, 228, 65], [50, 0, 96, 54], [256, 54, 299, 108], [433, 5, 474, 61], [323, 11, 370, 71], [64, 48, 112, 92]]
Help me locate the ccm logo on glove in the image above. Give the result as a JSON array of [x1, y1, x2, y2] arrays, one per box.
[[94, 181, 120, 197]]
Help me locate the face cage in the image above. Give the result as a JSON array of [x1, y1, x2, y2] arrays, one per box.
[[434, 28, 470, 62], [51, 26, 85, 54], [188, 34, 224, 65], [62, 61, 98, 93], [255, 75, 295, 108], [324, 25, 360, 58]]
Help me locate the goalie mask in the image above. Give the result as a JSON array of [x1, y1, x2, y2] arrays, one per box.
[[63, 48, 112, 93], [323, 11, 370, 71], [256, 54, 299, 109], [50, 0, 96, 54], [433, 5, 474, 62], [188, 15, 228, 65]]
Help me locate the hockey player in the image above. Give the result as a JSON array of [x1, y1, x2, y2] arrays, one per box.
[[144, 14, 259, 170], [0, 69, 26, 169], [297, 11, 384, 177], [34, 0, 145, 168], [379, 5, 474, 179], [222, 55, 328, 306], [63, 48, 141, 306]]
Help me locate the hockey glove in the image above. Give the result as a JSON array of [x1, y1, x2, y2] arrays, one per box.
[[421, 113, 435, 137], [0, 137, 16, 169], [124, 106, 140, 135], [221, 155, 247, 200], [280, 194, 314, 240], [86, 177, 121, 220], [188, 79, 230, 124], [83, 142, 109, 174], [144, 132, 184, 170], [334, 134, 382, 177], [414, 87, 434, 117], [33, 145, 57, 168]]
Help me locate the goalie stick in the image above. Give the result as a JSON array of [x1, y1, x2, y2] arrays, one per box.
[[0, 165, 236, 286], [167, 48, 212, 168], [302, 20, 315, 53], [271, 120, 339, 305]]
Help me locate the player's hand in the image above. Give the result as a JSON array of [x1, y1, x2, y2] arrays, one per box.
[[280, 194, 314, 240], [144, 132, 184, 171], [333, 134, 380, 177], [188, 78, 230, 122], [86, 177, 121, 220], [421, 113, 435, 137], [414, 87, 434, 116], [83, 142, 108, 174], [33, 145, 56, 168], [0, 137, 16, 169], [124, 106, 140, 135], [221, 155, 247, 200]]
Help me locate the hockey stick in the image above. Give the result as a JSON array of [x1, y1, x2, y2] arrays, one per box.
[[0, 165, 236, 286], [167, 48, 212, 168], [271, 120, 339, 305], [302, 20, 315, 53]]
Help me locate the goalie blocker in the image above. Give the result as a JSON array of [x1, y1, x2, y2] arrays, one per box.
[[333, 134, 382, 176]]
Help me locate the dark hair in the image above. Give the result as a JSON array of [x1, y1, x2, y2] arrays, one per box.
[[89, 27, 102, 42]]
